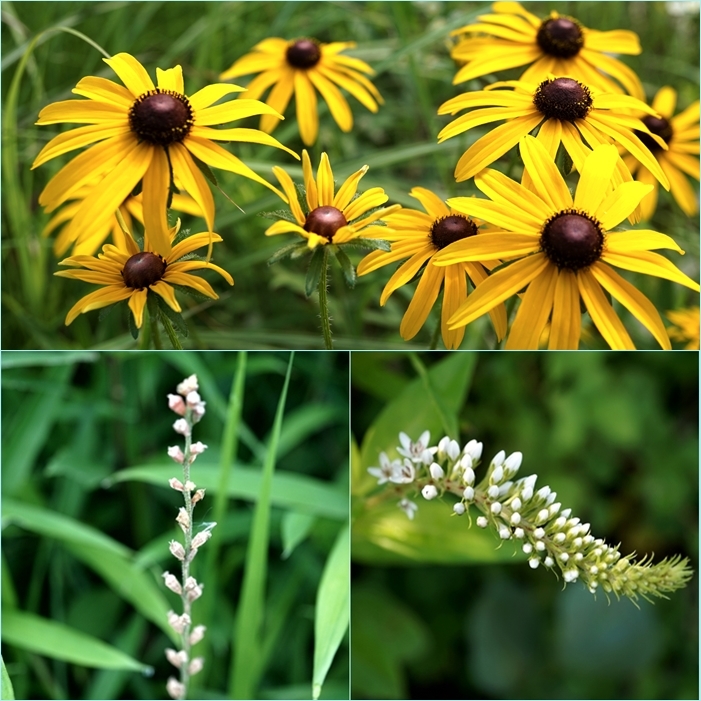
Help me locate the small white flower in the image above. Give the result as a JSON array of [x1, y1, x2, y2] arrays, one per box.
[[498, 525, 511, 539], [168, 394, 187, 416], [544, 556, 554, 567], [398, 498, 418, 520], [177, 374, 199, 396], [176, 507, 190, 532], [460, 453, 473, 471], [535, 541, 546, 551], [514, 527, 525, 539], [528, 557, 540, 569], [191, 529, 213, 550], [162, 572, 182, 594], [490, 465, 504, 485], [549, 502, 561, 517], [429, 462, 445, 480], [389, 459, 415, 484], [169, 540, 186, 561], [422, 484, 438, 500], [487, 485, 500, 499], [173, 418, 191, 436], [510, 497, 522, 511], [397, 431, 436, 464], [447, 439, 460, 461], [563, 569, 579, 583], [437, 436, 451, 457], [533, 527, 545, 539], [190, 441, 208, 457], [166, 676, 186, 700], [453, 503, 466, 516], [184, 480, 196, 492], [536, 485, 551, 500], [367, 452, 399, 485], [490, 502, 502, 514], [189, 657, 204, 676], [185, 390, 202, 407], [476, 516, 488, 528], [553, 532, 566, 543], [590, 565, 599, 574], [169, 477, 184, 491], [523, 543, 533, 554], [560, 552, 570, 562], [510, 512, 521, 525], [553, 516, 567, 529], [192, 488, 206, 504], [536, 508, 550, 524], [165, 648, 188, 668], [463, 486, 474, 501], [189, 625, 207, 645], [168, 446, 185, 464], [167, 611, 191, 634]]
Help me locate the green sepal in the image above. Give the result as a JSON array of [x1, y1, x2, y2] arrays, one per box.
[[295, 183, 310, 215], [340, 237, 391, 252], [155, 295, 189, 338], [171, 226, 192, 248], [305, 246, 326, 298], [126, 303, 140, 341], [333, 247, 356, 289], [268, 241, 310, 266], [259, 209, 299, 223]]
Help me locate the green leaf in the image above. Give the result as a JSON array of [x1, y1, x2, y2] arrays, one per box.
[[340, 237, 391, 252], [312, 523, 350, 700], [267, 241, 310, 266], [305, 246, 326, 298], [333, 247, 356, 288], [281, 511, 316, 559], [106, 463, 347, 520], [0, 351, 98, 368], [1, 609, 151, 672], [259, 208, 298, 223], [156, 296, 189, 338], [231, 352, 295, 699], [1, 655, 15, 700]]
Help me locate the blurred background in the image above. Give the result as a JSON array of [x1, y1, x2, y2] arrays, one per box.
[[2, 1, 699, 349], [1, 350, 349, 699], [351, 351, 698, 699]]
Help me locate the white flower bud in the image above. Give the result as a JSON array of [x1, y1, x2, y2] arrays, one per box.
[[528, 557, 540, 569], [421, 484, 438, 500], [573, 537, 583, 548], [189, 657, 204, 676], [190, 441, 208, 457], [173, 418, 191, 436], [169, 540, 186, 561], [553, 532, 566, 543], [590, 565, 599, 574], [490, 502, 502, 514], [536, 508, 550, 524], [168, 394, 186, 416], [511, 497, 522, 511], [167, 676, 185, 700], [574, 552, 584, 561], [563, 569, 579, 583], [167, 611, 191, 634], [162, 572, 182, 594], [553, 516, 567, 529], [536, 485, 551, 500], [168, 446, 185, 464], [488, 485, 500, 499], [186, 390, 202, 408], [429, 462, 445, 480], [177, 374, 199, 396], [560, 552, 570, 562], [498, 525, 511, 539], [463, 486, 474, 501], [191, 529, 212, 550], [504, 451, 522, 474], [447, 440, 461, 461], [460, 453, 473, 471], [560, 508, 572, 518], [176, 507, 190, 532], [514, 527, 525, 539], [463, 466, 475, 486], [544, 556, 554, 567], [535, 540, 546, 551], [522, 543, 533, 554], [490, 465, 504, 485], [533, 527, 545, 539], [463, 439, 482, 461], [165, 648, 188, 668], [184, 480, 196, 492], [546, 491, 557, 506], [491, 450, 505, 468], [476, 516, 488, 528], [510, 512, 521, 525], [169, 477, 184, 492], [453, 503, 466, 516], [549, 502, 561, 517], [189, 625, 206, 645]]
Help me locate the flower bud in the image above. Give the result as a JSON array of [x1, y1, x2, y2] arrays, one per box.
[[514, 527, 525, 539], [176, 507, 190, 533], [191, 529, 212, 550], [488, 485, 500, 499], [490, 465, 504, 484], [504, 451, 522, 474], [167, 611, 191, 634], [463, 486, 474, 501], [528, 557, 540, 569], [186, 390, 202, 407], [491, 450, 505, 468], [421, 485, 438, 500], [429, 462, 444, 480], [190, 625, 207, 645], [463, 466, 475, 485], [191, 488, 206, 504], [167, 677, 185, 700], [168, 394, 186, 416], [162, 572, 182, 595], [511, 497, 522, 511], [169, 477, 185, 491], [168, 446, 185, 464], [173, 418, 191, 436], [498, 525, 511, 539], [464, 439, 482, 461], [177, 374, 199, 396], [476, 516, 488, 528], [510, 512, 521, 525], [165, 648, 188, 668], [490, 502, 502, 514], [544, 556, 554, 567], [190, 441, 208, 457], [169, 540, 186, 561], [189, 657, 204, 676], [453, 503, 466, 516]]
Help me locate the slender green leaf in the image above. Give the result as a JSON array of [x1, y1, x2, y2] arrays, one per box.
[[230, 352, 294, 699], [0, 352, 98, 368], [107, 464, 347, 520], [1, 609, 151, 672], [312, 523, 350, 700], [1, 655, 15, 700], [281, 511, 316, 559], [305, 246, 325, 297]]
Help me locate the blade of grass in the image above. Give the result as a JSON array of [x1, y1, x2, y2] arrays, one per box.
[[229, 352, 295, 699], [312, 523, 350, 701], [1, 655, 15, 701], [1, 609, 151, 673]]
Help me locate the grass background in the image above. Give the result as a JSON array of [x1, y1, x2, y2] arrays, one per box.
[[351, 351, 698, 700], [1, 350, 349, 700], [2, 1, 699, 349]]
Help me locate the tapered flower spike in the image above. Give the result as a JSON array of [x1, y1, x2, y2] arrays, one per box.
[[367, 433, 693, 604], [163, 375, 215, 700]]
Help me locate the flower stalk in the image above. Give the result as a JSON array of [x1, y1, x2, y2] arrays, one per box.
[[164, 375, 214, 699], [367, 432, 693, 604], [317, 247, 333, 350]]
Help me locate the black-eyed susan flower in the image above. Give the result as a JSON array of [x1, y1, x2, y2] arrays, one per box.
[[450, 1, 644, 98], [265, 150, 399, 348], [438, 76, 670, 190], [43, 184, 202, 257], [666, 307, 700, 350], [220, 38, 383, 146], [32, 52, 298, 257], [433, 136, 700, 350], [357, 187, 506, 349], [55, 217, 233, 331], [623, 86, 700, 220]]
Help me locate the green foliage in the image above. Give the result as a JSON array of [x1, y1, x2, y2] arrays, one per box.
[[351, 352, 698, 700], [2, 1, 697, 348], [1, 351, 349, 700]]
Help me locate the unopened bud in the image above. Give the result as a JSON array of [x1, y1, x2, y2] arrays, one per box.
[[173, 418, 191, 436], [429, 462, 444, 480], [191, 529, 212, 550], [169, 477, 184, 491], [166, 677, 185, 700], [165, 648, 188, 668], [177, 374, 199, 396], [189, 625, 206, 645], [189, 657, 204, 676], [169, 540, 186, 561], [162, 572, 182, 594], [191, 488, 206, 505], [168, 394, 186, 416], [176, 508, 190, 532], [168, 446, 185, 463], [421, 484, 438, 500]]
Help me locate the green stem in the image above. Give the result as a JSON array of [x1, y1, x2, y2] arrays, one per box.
[[139, 311, 152, 350], [317, 248, 333, 350], [161, 312, 183, 350]]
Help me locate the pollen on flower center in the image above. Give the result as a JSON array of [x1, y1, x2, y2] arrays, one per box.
[[540, 210, 604, 271], [430, 215, 478, 250], [536, 16, 584, 58], [286, 39, 322, 69], [122, 252, 167, 289], [304, 206, 347, 241], [635, 115, 673, 152], [533, 77, 593, 122], [129, 90, 194, 146]]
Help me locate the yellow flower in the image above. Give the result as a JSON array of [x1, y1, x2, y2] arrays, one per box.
[[32, 52, 298, 257], [55, 218, 233, 329], [666, 307, 700, 350], [623, 87, 700, 220], [357, 187, 506, 349], [451, 1, 644, 98], [266, 150, 399, 249], [433, 136, 700, 350], [43, 183, 202, 257], [438, 76, 669, 191], [220, 38, 383, 146]]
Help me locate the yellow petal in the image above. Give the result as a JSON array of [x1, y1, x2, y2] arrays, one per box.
[[64, 285, 133, 325], [169, 142, 215, 235], [595, 181, 652, 229], [333, 165, 369, 211], [128, 288, 150, 328], [73, 76, 134, 108], [475, 169, 552, 226], [399, 262, 444, 341], [156, 65, 184, 94], [316, 153, 335, 206], [380, 246, 435, 305], [188, 84, 247, 111], [302, 150, 318, 210], [549, 269, 581, 349], [32, 124, 130, 170], [150, 280, 181, 312], [435, 232, 539, 264], [189, 125, 298, 158], [36, 99, 127, 125], [446, 196, 542, 236], [520, 134, 572, 210], [343, 188, 389, 222], [606, 229, 683, 254], [294, 71, 318, 146], [104, 53, 155, 97], [195, 98, 283, 126], [307, 69, 353, 132], [601, 250, 700, 291], [260, 70, 294, 133], [272, 166, 306, 224], [505, 262, 557, 349], [409, 187, 450, 220], [316, 65, 379, 113]]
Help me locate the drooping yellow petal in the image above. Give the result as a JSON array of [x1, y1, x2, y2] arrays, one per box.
[[264, 220, 308, 237], [316, 65, 379, 112], [577, 268, 635, 349], [606, 229, 683, 254], [194, 98, 283, 126], [399, 261, 444, 341], [535, 117, 562, 158], [272, 167, 306, 225], [520, 134, 573, 210], [439, 106, 535, 140], [464, 262, 508, 341], [127, 288, 150, 328], [260, 68, 295, 133], [307, 69, 353, 132], [169, 142, 215, 235], [219, 51, 284, 80], [549, 269, 581, 349], [189, 125, 298, 158], [380, 246, 435, 305], [169, 259, 233, 286], [294, 71, 319, 146], [505, 262, 557, 349], [63, 285, 133, 326], [601, 250, 700, 291], [439, 261, 467, 350], [664, 150, 700, 179], [595, 181, 652, 229], [164, 270, 219, 298], [357, 240, 426, 276], [104, 53, 155, 97], [141, 147, 171, 256], [579, 49, 644, 99], [661, 158, 698, 216], [150, 280, 182, 312], [583, 29, 641, 55]]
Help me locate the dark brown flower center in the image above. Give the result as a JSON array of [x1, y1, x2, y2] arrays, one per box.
[[533, 77, 592, 122], [304, 206, 347, 241], [634, 115, 673, 153], [536, 16, 584, 58], [129, 90, 193, 146], [540, 210, 604, 271], [430, 215, 478, 250], [121, 252, 167, 289], [286, 39, 322, 69]]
